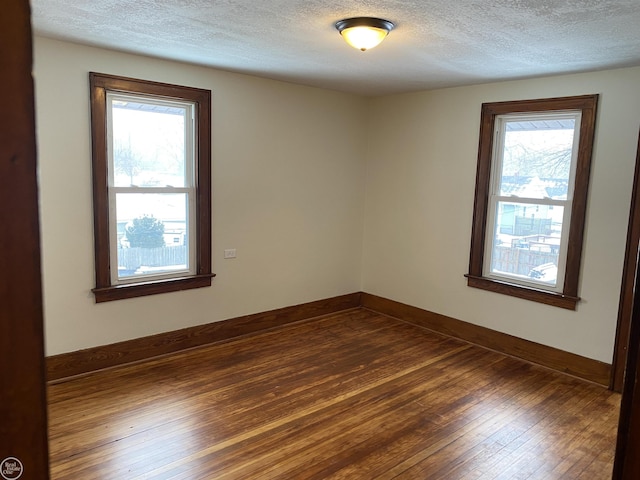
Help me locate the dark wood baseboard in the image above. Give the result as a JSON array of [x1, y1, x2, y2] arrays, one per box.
[[47, 291, 611, 387], [46, 292, 361, 382], [361, 293, 611, 386]]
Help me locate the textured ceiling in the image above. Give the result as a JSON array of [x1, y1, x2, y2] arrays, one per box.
[[31, 0, 640, 96]]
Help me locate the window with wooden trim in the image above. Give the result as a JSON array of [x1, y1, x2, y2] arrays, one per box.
[[90, 73, 213, 302], [466, 95, 598, 310]]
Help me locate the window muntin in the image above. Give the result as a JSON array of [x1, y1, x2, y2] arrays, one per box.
[[90, 73, 213, 302], [466, 95, 598, 310], [483, 113, 581, 292]]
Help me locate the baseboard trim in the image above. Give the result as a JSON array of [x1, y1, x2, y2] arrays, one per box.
[[46, 292, 361, 382], [361, 293, 611, 386], [47, 291, 612, 387]]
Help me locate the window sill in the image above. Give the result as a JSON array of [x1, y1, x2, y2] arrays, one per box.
[[93, 273, 215, 303], [465, 274, 579, 310]]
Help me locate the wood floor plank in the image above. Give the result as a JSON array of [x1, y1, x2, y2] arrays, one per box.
[[47, 308, 620, 479], [286, 357, 539, 479], [475, 389, 601, 479], [214, 349, 506, 479], [516, 386, 618, 480], [389, 377, 589, 478], [49, 310, 433, 457], [375, 375, 578, 479], [125, 344, 472, 479]]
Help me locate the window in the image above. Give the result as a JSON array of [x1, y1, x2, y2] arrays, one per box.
[[90, 73, 213, 302], [466, 95, 598, 310]]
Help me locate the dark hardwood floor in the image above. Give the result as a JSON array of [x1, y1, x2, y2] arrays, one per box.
[[47, 308, 620, 479]]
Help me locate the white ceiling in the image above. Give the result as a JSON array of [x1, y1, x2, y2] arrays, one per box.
[[31, 0, 640, 96]]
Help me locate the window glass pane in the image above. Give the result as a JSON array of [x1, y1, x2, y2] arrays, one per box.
[[111, 99, 187, 188], [499, 118, 575, 200], [490, 201, 565, 288], [115, 193, 189, 280]]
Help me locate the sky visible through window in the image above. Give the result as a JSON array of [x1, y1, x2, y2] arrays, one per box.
[[501, 120, 575, 197], [111, 99, 189, 221]]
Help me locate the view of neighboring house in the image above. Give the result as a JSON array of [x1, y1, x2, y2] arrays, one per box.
[[493, 176, 567, 283]]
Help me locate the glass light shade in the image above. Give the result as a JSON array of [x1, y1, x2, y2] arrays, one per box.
[[335, 17, 394, 52], [340, 26, 388, 51]]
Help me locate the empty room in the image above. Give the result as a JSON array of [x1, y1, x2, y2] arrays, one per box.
[[3, 0, 640, 479]]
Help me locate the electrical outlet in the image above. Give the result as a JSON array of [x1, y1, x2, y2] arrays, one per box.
[[224, 248, 237, 259]]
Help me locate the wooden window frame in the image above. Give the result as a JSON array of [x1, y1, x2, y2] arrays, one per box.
[[89, 73, 214, 303], [466, 95, 598, 310]]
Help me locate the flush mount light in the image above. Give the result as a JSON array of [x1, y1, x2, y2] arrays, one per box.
[[335, 17, 395, 51]]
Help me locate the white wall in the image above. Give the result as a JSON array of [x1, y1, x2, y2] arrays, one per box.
[[34, 37, 368, 356], [35, 36, 640, 364], [362, 67, 640, 363]]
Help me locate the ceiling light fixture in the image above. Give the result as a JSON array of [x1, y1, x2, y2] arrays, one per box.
[[335, 17, 395, 51]]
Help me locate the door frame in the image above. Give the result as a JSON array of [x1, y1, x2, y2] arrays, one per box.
[[611, 131, 640, 392], [612, 131, 640, 478], [0, 0, 50, 478]]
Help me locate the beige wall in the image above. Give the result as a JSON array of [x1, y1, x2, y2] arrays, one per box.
[[362, 67, 640, 363], [34, 36, 640, 364], [34, 37, 368, 356]]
